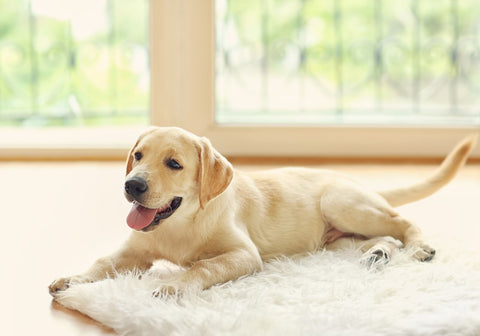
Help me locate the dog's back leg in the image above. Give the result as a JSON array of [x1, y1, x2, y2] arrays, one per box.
[[321, 181, 436, 262], [326, 236, 402, 268]]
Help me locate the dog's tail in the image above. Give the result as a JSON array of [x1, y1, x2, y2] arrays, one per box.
[[378, 134, 477, 207]]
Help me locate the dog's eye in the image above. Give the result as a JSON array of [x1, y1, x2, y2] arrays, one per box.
[[134, 152, 142, 161], [166, 159, 183, 170]]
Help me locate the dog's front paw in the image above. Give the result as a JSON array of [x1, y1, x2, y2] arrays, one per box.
[[152, 283, 179, 297], [49, 277, 71, 296], [48, 275, 92, 297], [152, 280, 200, 298]]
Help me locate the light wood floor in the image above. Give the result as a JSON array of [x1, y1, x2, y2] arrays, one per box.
[[1, 161, 479, 335]]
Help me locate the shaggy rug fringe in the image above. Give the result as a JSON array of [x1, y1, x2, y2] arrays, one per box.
[[55, 240, 480, 336]]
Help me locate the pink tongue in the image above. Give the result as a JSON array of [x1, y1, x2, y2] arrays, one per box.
[[127, 203, 157, 230]]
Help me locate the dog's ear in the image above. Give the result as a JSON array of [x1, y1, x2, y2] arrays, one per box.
[[125, 138, 140, 176], [197, 137, 234, 209], [126, 128, 157, 176]]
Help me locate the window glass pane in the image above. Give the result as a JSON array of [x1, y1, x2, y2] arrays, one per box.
[[0, 0, 149, 127], [215, 0, 480, 125]]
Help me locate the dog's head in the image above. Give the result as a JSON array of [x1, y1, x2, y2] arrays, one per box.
[[124, 127, 233, 232]]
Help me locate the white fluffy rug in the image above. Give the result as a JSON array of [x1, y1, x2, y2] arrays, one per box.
[[55, 240, 480, 336]]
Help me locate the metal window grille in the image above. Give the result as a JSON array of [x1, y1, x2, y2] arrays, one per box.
[[0, 0, 149, 127], [216, 0, 480, 125]]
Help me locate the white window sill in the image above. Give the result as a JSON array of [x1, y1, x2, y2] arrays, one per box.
[[0, 126, 143, 160]]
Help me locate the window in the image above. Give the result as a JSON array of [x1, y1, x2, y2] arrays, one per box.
[[0, 0, 148, 158], [1, 0, 479, 158], [0, 0, 149, 127], [151, 0, 479, 157], [216, 0, 480, 126]]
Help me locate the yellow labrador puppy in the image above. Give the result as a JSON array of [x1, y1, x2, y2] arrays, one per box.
[[49, 127, 476, 297]]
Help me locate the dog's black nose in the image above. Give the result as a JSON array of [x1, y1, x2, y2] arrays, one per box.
[[125, 177, 148, 198]]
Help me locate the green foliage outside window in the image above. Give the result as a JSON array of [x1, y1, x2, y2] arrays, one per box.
[[0, 0, 149, 127]]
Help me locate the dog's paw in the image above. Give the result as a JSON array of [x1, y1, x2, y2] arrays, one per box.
[[360, 247, 390, 269], [152, 283, 179, 297], [48, 275, 92, 297], [152, 280, 200, 298], [408, 242, 436, 262], [49, 277, 71, 296]]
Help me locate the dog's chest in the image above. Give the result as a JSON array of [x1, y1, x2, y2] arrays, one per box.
[[151, 226, 205, 266]]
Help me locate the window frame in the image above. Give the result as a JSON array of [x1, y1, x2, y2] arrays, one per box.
[[0, 0, 479, 160]]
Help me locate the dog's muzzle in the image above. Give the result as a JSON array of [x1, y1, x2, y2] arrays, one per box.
[[125, 176, 148, 200]]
